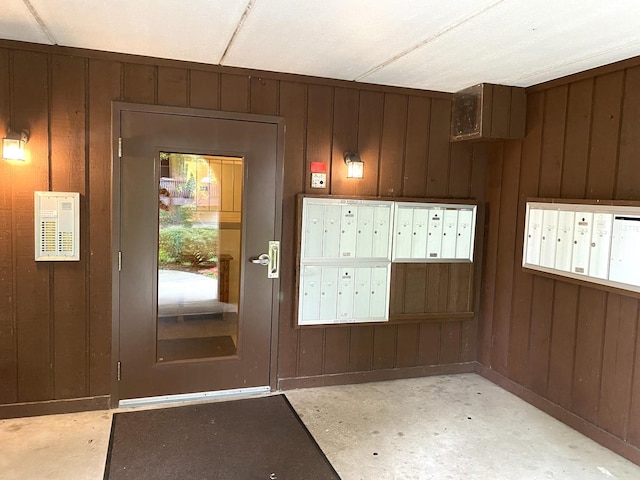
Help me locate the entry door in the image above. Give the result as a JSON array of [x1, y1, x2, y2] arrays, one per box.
[[115, 105, 282, 402]]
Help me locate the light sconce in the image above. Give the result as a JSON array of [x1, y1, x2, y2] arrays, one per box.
[[344, 152, 364, 179], [2, 130, 29, 161]]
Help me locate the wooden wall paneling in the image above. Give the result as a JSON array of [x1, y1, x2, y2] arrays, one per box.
[[396, 324, 419, 367], [560, 78, 593, 198], [447, 263, 472, 313], [123, 63, 156, 104], [460, 320, 475, 363], [0, 48, 17, 404], [189, 70, 220, 110], [305, 85, 333, 195], [426, 98, 451, 197], [250, 77, 278, 115], [616, 65, 640, 199], [323, 327, 350, 374], [348, 326, 374, 372], [50, 54, 88, 399], [378, 93, 408, 197], [448, 142, 473, 198], [526, 277, 554, 394], [426, 264, 449, 313], [403, 264, 428, 313], [439, 322, 462, 364], [157, 67, 188, 107], [598, 295, 638, 438], [585, 71, 624, 199], [547, 283, 579, 409], [220, 74, 249, 113], [372, 324, 397, 370], [355, 90, 383, 197], [418, 323, 441, 365], [489, 140, 521, 374], [390, 263, 406, 315], [508, 91, 544, 384], [13, 50, 52, 402], [403, 96, 430, 197], [88, 59, 121, 396], [477, 143, 503, 365], [628, 305, 640, 446], [297, 328, 324, 377], [330, 87, 359, 195], [277, 81, 306, 378], [538, 86, 567, 197], [572, 288, 607, 424], [490, 85, 512, 139]]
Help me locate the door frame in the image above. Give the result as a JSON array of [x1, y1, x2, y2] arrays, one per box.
[[110, 101, 284, 407]]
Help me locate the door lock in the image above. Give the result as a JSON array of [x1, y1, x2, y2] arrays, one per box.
[[249, 241, 280, 278]]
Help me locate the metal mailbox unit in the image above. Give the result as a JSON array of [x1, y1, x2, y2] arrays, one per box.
[[523, 201, 640, 294]]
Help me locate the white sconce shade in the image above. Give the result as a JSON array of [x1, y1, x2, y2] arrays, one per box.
[[2, 130, 28, 161], [344, 152, 364, 179]]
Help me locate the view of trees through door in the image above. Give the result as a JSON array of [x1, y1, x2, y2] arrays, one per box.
[[157, 152, 243, 363]]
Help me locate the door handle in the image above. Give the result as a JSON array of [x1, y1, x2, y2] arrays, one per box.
[[248, 241, 280, 279]]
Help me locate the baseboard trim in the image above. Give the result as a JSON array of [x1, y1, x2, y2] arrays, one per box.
[[278, 362, 476, 390], [475, 363, 640, 466], [0, 395, 110, 419]]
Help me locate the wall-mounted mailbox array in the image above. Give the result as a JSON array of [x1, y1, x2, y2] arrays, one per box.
[[298, 197, 478, 326], [392, 203, 476, 262], [34, 191, 80, 261], [523, 201, 640, 294]]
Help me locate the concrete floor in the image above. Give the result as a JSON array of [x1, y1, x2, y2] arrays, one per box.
[[1, 374, 639, 479]]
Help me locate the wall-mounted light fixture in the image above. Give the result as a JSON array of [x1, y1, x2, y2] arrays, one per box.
[[344, 152, 364, 179], [2, 130, 29, 161]]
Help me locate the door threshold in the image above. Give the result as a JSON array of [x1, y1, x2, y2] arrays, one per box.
[[118, 386, 271, 409]]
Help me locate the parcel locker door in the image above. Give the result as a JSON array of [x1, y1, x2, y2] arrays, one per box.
[[426, 208, 443, 259], [353, 268, 371, 319], [588, 213, 612, 279], [539, 210, 559, 268], [355, 206, 374, 258], [372, 205, 392, 259], [610, 216, 640, 287], [554, 211, 574, 272], [394, 207, 414, 260], [525, 208, 543, 266], [337, 268, 355, 320], [303, 202, 324, 259], [322, 205, 341, 258], [455, 209, 474, 260], [369, 266, 389, 319], [571, 212, 593, 275], [411, 208, 429, 259], [441, 209, 458, 259], [339, 205, 358, 258], [319, 267, 339, 321], [300, 266, 321, 324]]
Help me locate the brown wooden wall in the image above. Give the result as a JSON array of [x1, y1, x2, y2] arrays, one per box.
[[479, 61, 640, 452], [0, 40, 485, 409]]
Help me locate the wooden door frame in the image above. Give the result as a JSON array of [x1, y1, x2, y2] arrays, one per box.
[[110, 101, 284, 407]]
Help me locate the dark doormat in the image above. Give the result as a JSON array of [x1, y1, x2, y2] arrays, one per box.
[[157, 335, 237, 362], [103, 394, 341, 480]]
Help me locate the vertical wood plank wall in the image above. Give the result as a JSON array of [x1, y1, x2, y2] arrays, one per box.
[[479, 64, 640, 453], [0, 41, 481, 409]]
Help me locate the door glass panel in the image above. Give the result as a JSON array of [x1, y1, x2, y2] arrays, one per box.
[[156, 152, 242, 362]]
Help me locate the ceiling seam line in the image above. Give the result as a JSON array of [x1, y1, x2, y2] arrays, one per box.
[[22, 0, 57, 45], [353, 0, 507, 83], [219, 0, 257, 65]]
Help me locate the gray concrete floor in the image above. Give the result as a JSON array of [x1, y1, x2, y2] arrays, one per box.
[[1, 374, 639, 479]]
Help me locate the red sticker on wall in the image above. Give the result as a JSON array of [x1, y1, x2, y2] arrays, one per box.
[[310, 162, 327, 173]]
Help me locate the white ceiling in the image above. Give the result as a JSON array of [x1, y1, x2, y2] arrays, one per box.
[[2, 0, 640, 93]]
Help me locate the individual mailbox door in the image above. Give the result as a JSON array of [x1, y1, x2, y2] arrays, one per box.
[[525, 208, 543, 266], [609, 216, 640, 287], [441, 209, 458, 259], [571, 212, 593, 275], [372, 205, 392, 259], [337, 268, 355, 320], [300, 266, 321, 324], [394, 207, 414, 260], [369, 266, 389, 319], [355, 206, 374, 258], [322, 205, 341, 258], [455, 209, 474, 260], [319, 267, 339, 321], [339, 205, 358, 258], [554, 211, 574, 272], [353, 268, 372, 319], [540, 210, 559, 268], [411, 208, 429, 259], [426, 208, 444, 259], [303, 203, 324, 259], [588, 213, 612, 279]]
